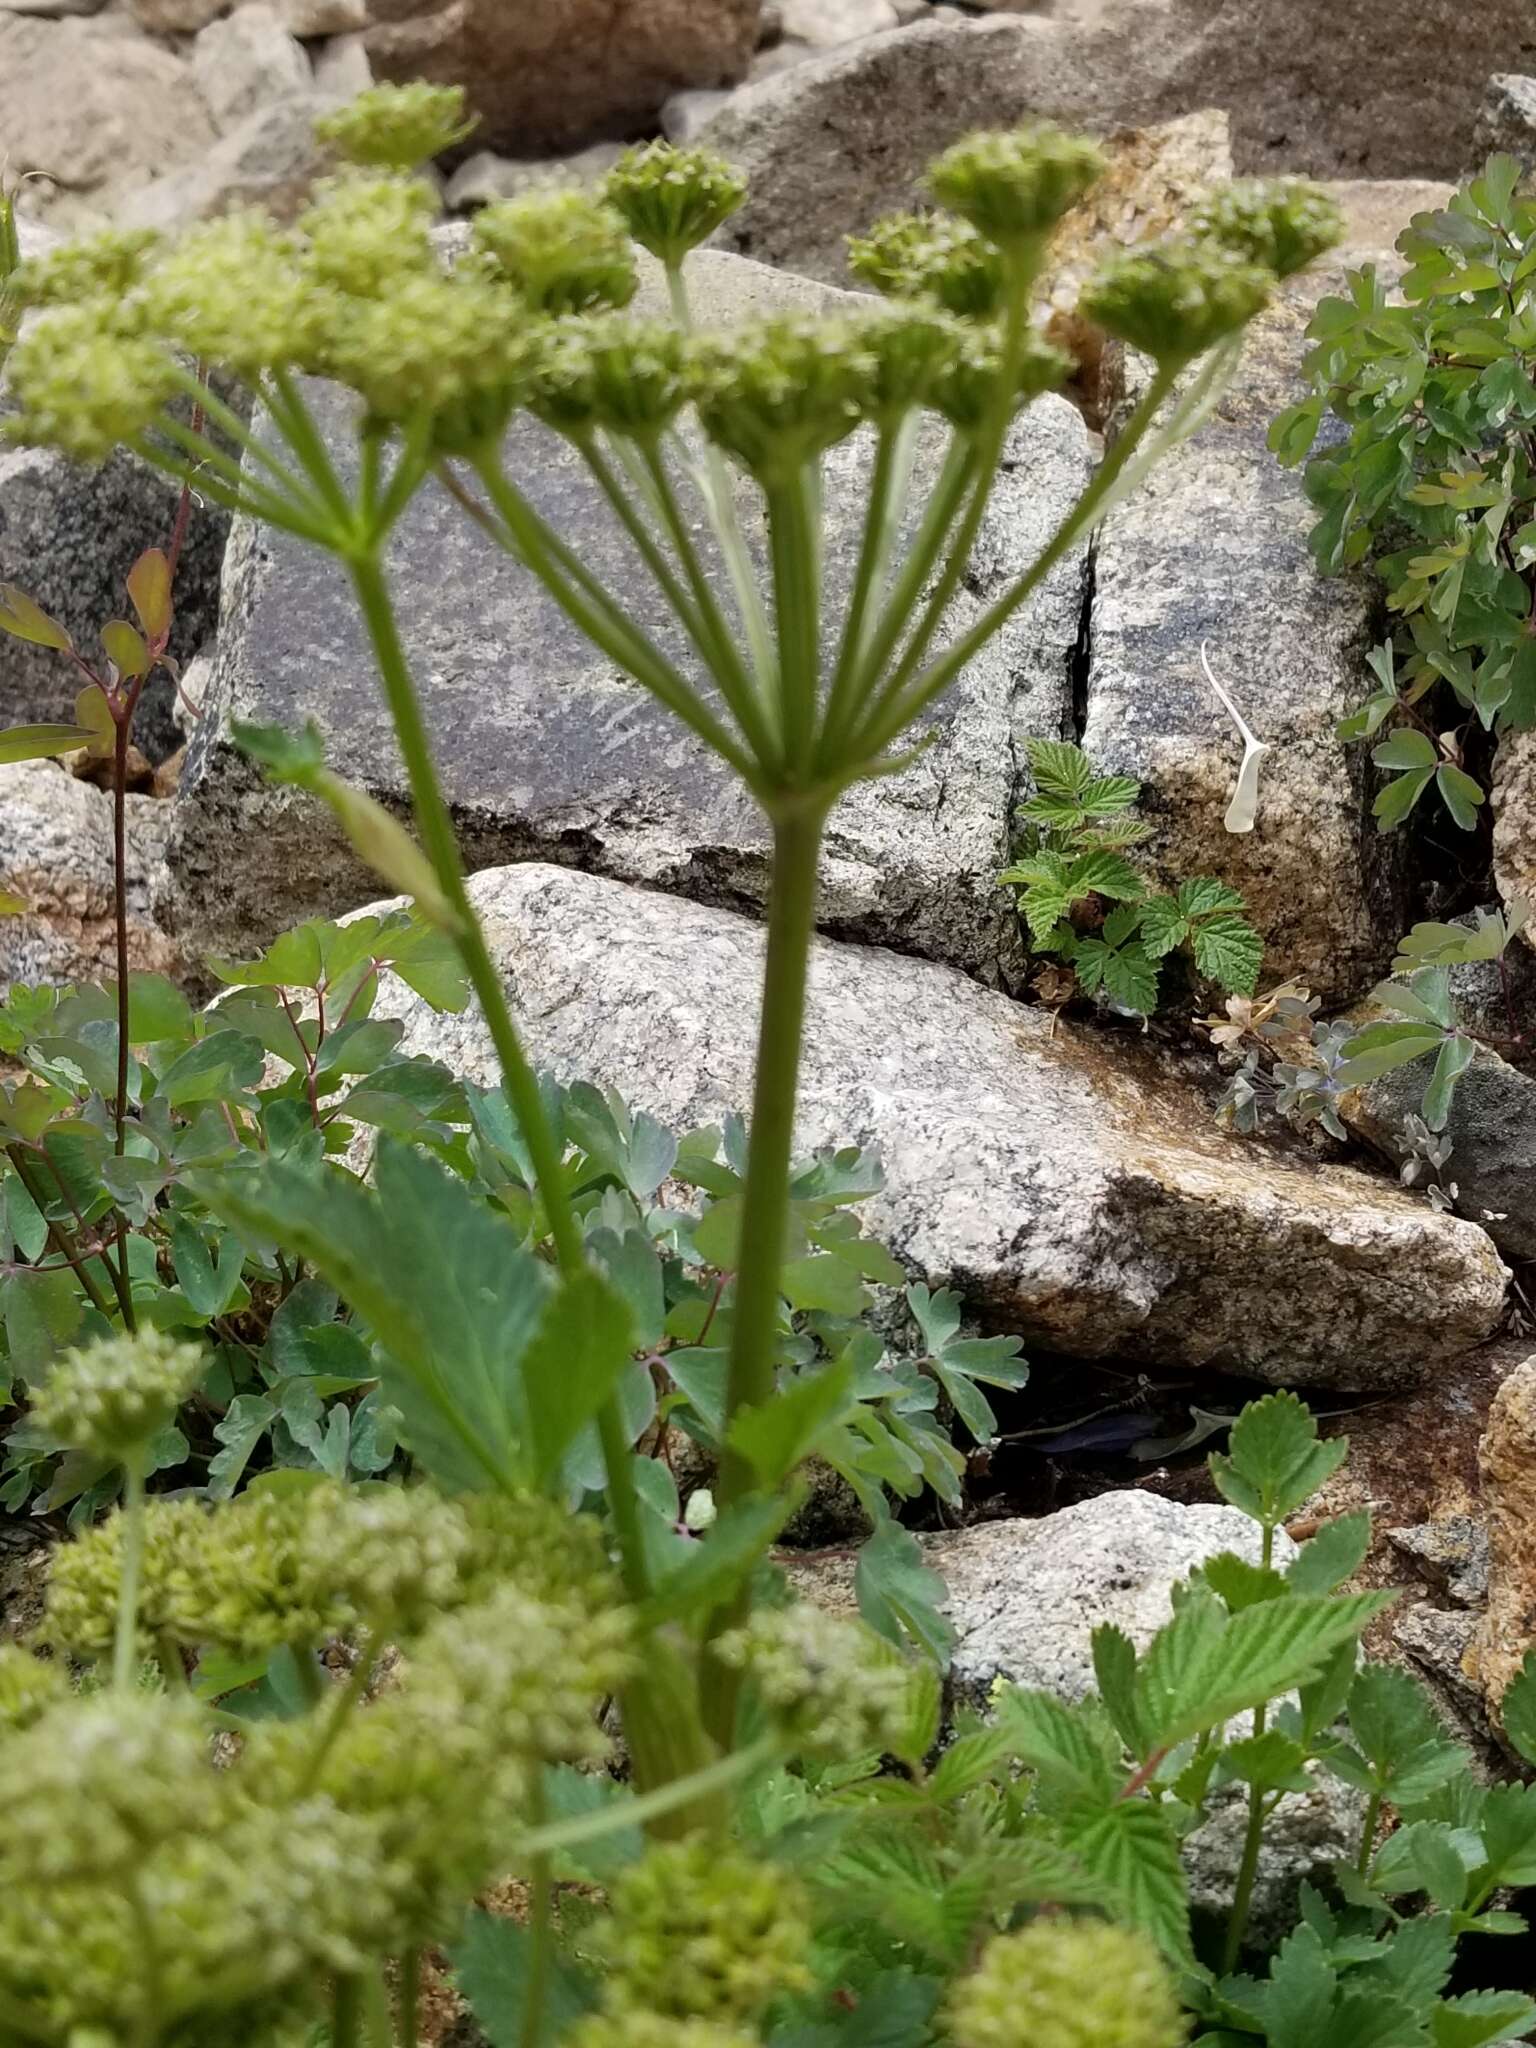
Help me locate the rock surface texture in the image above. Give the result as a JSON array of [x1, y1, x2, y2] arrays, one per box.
[[361, 861, 1507, 1387], [793, 1489, 1361, 1939], [1082, 262, 1411, 1005], [363, 0, 761, 155], [1472, 1354, 1536, 1721], [0, 763, 183, 990], [165, 250, 1091, 980], [1493, 730, 1536, 951]]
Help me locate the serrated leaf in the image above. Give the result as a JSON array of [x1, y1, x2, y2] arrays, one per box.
[[1495, 1646, 1536, 1767], [727, 1358, 854, 1490], [1024, 736, 1094, 798], [1191, 911, 1264, 994], [1432, 1990, 1536, 2048], [1210, 1390, 1349, 1526], [1137, 894, 1189, 959], [449, 1912, 594, 2047], [1067, 849, 1145, 903], [996, 1688, 1122, 1805], [1099, 939, 1160, 1015], [1216, 1728, 1312, 1793], [1372, 1819, 1472, 1908], [1061, 1799, 1192, 1963], [1475, 1780, 1536, 1890], [1287, 1510, 1372, 1595]]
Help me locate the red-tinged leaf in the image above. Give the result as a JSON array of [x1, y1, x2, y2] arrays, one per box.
[[73, 685, 116, 759], [126, 549, 173, 642], [0, 585, 72, 651], [0, 722, 95, 764], [101, 619, 151, 679]]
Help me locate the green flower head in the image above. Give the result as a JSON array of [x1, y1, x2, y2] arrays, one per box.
[[927, 126, 1105, 254], [44, 1494, 209, 1661], [30, 1329, 204, 1461], [473, 188, 637, 316], [315, 83, 475, 172], [848, 211, 1008, 321], [298, 173, 440, 299], [1189, 177, 1344, 281], [851, 302, 968, 422], [3, 297, 178, 463], [605, 140, 747, 266], [931, 324, 1071, 435], [0, 1644, 67, 1735], [693, 312, 878, 481], [715, 1601, 919, 1759], [947, 1921, 1188, 2048], [596, 1836, 813, 2024], [12, 227, 161, 309], [1079, 236, 1272, 366], [312, 264, 530, 433], [527, 314, 691, 439], [143, 212, 311, 377]]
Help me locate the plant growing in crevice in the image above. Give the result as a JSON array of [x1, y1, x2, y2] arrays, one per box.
[[1001, 738, 1264, 1014], [1272, 154, 1536, 836], [0, 86, 1351, 2043]]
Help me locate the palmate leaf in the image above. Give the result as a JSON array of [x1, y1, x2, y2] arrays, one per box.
[[855, 1517, 954, 1666]]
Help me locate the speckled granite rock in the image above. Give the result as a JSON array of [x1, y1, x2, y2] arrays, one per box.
[[1472, 1353, 1536, 1721], [358, 860, 1508, 1385]]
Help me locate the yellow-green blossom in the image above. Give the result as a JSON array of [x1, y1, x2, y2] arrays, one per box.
[[928, 127, 1105, 254], [4, 297, 178, 462], [143, 212, 312, 377], [605, 140, 747, 266], [12, 226, 160, 308], [1189, 177, 1344, 281], [946, 1921, 1189, 2048], [848, 211, 1007, 321], [473, 188, 637, 316], [298, 173, 440, 299], [693, 313, 878, 482], [1079, 236, 1272, 366], [30, 1330, 204, 1461], [526, 315, 691, 438], [315, 82, 475, 171], [715, 1601, 918, 1759]]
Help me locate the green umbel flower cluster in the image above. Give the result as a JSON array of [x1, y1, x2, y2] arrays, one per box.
[[1189, 177, 1345, 282], [572, 2017, 761, 2048], [4, 297, 179, 463], [31, 1330, 204, 1462], [528, 315, 692, 439], [1, 1495, 634, 2041], [45, 1477, 610, 1663], [593, 1836, 813, 2025], [933, 326, 1072, 434], [314, 81, 475, 170], [605, 140, 748, 266], [848, 211, 1009, 320], [1080, 240, 1274, 367], [928, 126, 1106, 254], [473, 189, 638, 316], [946, 1921, 1189, 2048], [693, 313, 881, 482], [714, 1602, 917, 1759], [12, 226, 160, 308]]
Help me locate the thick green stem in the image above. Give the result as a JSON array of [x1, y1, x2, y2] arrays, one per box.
[[333, 1977, 362, 2048], [346, 553, 650, 1608], [1356, 1790, 1383, 1878], [765, 464, 822, 776], [399, 1950, 421, 2048], [113, 1454, 147, 1693], [519, 1775, 554, 2048]]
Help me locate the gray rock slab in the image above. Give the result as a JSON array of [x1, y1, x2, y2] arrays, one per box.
[[164, 249, 1092, 981], [361, 859, 1508, 1387], [1082, 266, 1413, 1005]]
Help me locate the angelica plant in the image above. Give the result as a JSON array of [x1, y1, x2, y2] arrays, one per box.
[[1, 78, 1344, 1942]]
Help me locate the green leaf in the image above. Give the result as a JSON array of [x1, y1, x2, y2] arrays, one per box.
[[856, 1518, 954, 1666], [1286, 1510, 1372, 1595], [1061, 1800, 1192, 1964], [1336, 1019, 1447, 1087], [1495, 1647, 1536, 1767], [1423, 1033, 1476, 1131], [155, 1030, 266, 1108], [1210, 1390, 1349, 1526], [449, 1912, 594, 2048], [1088, 937, 1160, 1015], [1373, 728, 1438, 770], [1136, 894, 1190, 959], [996, 1687, 1122, 1805], [126, 548, 173, 643], [169, 1216, 246, 1321], [1024, 737, 1094, 797], [1092, 1623, 1149, 1756], [1372, 1820, 1472, 1908], [1475, 1780, 1536, 1890], [1217, 1728, 1313, 1794], [101, 619, 150, 679], [0, 584, 72, 650], [1431, 1991, 1536, 2048], [1067, 850, 1145, 902], [522, 1267, 634, 1487], [1270, 393, 1326, 465], [1347, 1664, 1468, 1805], [1191, 911, 1264, 994], [0, 722, 96, 763], [726, 1358, 855, 1491], [1373, 765, 1436, 827], [641, 1491, 792, 1628], [207, 1393, 278, 1499], [1436, 761, 1486, 831], [194, 1142, 552, 1492]]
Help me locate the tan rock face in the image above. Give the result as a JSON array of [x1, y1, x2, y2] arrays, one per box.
[[1473, 1354, 1536, 1719], [364, 0, 761, 155], [1493, 729, 1536, 953]]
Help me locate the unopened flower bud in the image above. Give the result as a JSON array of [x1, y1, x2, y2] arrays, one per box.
[[946, 1921, 1189, 2048], [693, 312, 876, 482], [473, 189, 637, 316], [1079, 236, 1271, 366], [604, 141, 747, 266], [859, 302, 968, 421], [597, 1836, 813, 2023], [527, 315, 690, 439], [31, 1330, 203, 1461], [298, 173, 439, 299], [848, 212, 1007, 321], [715, 1601, 917, 1759], [1188, 177, 1343, 281], [927, 127, 1104, 254], [315, 83, 474, 172], [312, 266, 529, 428]]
